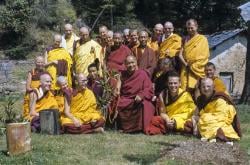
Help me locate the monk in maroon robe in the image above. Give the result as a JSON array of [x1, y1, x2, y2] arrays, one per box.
[[132, 31, 157, 78], [106, 32, 131, 72], [87, 63, 103, 98], [115, 55, 155, 133]]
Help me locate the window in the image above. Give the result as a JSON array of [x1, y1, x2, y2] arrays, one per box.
[[219, 72, 233, 93]]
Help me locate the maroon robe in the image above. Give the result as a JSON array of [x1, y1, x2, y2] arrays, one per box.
[[132, 46, 157, 78], [107, 45, 131, 72], [117, 69, 155, 133]]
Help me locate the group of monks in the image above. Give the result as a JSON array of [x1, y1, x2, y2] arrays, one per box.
[[22, 18, 241, 144]]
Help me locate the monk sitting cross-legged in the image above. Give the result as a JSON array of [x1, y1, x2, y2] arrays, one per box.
[[145, 71, 196, 135], [61, 73, 105, 134], [114, 55, 155, 133]]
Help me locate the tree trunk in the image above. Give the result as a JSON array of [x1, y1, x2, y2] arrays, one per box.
[[6, 122, 31, 156], [239, 22, 250, 104]]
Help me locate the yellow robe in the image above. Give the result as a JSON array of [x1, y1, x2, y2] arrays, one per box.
[[23, 69, 42, 121], [148, 39, 159, 53], [74, 40, 103, 76], [46, 48, 73, 90], [159, 34, 182, 59], [65, 33, 79, 55], [180, 34, 209, 89], [165, 88, 196, 131], [24, 88, 59, 121], [213, 77, 229, 95], [61, 88, 104, 125], [198, 98, 240, 140]]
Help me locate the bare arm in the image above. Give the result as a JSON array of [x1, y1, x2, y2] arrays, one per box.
[[178, 48, 188, 66], [114, 74, 121, 96], [29, 92, 39, 117], [26, 72, 32, 92], [64, 97, 81, 127]]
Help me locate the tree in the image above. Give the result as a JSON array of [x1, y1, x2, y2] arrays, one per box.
[[0, 0, 31, 34]]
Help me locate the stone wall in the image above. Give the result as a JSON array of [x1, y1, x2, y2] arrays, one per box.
[[210, 38, 247, 98], [0, 60, 34, 95]]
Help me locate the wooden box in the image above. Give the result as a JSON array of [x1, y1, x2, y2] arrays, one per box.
[[39, 109, 60, 135]]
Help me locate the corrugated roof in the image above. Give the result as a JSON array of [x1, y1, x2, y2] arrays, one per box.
[[238, 2, 250, 22], [207, 29, 245, 48]]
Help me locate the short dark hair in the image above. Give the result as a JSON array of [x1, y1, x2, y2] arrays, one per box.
[[166, 70, 180, 82], [87, 63, 98, 72], [205, 62, 216, 70]]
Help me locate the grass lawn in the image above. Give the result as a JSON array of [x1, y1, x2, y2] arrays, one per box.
[[0, 104, 249, 164]]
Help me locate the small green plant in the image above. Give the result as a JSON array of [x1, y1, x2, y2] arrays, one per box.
[[1, 97, 24, 124], [96, 69, 118, 119]]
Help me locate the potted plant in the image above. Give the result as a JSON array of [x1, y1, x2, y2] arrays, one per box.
[[1, 97, 31, 156]]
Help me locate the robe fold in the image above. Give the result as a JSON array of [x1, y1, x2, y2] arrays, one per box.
[[132, 46, 157, 78], [180, 34, 209, 89], [107, 45, 131, 72], [159, 34, 182, 59], [74, 39, 103, 75], [145, 88, 195, 135], [61, 88, 104, 134], [61, 33, 79, 55], [117, 69, 155, 133], [46, 47, 73, 90], [198, 93, 240, 140]]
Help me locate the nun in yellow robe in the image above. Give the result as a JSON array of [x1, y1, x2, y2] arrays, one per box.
[[198, 98, 240, 140], [46, 47, 73, 90], [180, 34, 209, 90], [159, 34, 182, 59]]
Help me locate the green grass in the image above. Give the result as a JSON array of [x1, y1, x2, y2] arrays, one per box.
[[0, 105, 249, 164]]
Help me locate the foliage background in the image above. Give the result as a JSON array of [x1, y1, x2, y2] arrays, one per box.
[[0, 0, 248, 59]]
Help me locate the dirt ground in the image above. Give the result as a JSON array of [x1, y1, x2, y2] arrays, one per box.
[[160, 140, 248, 165]]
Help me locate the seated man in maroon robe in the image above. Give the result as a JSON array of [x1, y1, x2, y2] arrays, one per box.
[[131, 31, 157, 78], [114, 55, 155, 133], [106, 32, 132, 72]]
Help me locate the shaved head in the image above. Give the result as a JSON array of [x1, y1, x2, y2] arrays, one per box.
[[107, 30, 113, 38], [77, 73, 88, 89], [200, 78, 214, 98], [154, 23, 164, 30], [123, 28, 130, 35], [80, 26, 90, 41], [54, 34, 62, 42], [113, 32, 123, 46], [139, 30, 148, 37], [40, 73, 52, 91], [53, 34, 62, 48], [35, 56, 44, 62], [164, 21, 174, 37], [64, 23, 73, 30], [125, 55, 137, 64]]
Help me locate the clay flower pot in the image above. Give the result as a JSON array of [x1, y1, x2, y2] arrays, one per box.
[[6, 122, 31, 156]]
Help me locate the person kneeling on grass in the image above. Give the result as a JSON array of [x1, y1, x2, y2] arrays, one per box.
[[145, 71, 196, 135], [61, 73, 105, 134], [191, 78, 241, 143]]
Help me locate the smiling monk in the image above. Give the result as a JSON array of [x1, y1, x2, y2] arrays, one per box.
[[145, 71, 196, 135]]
